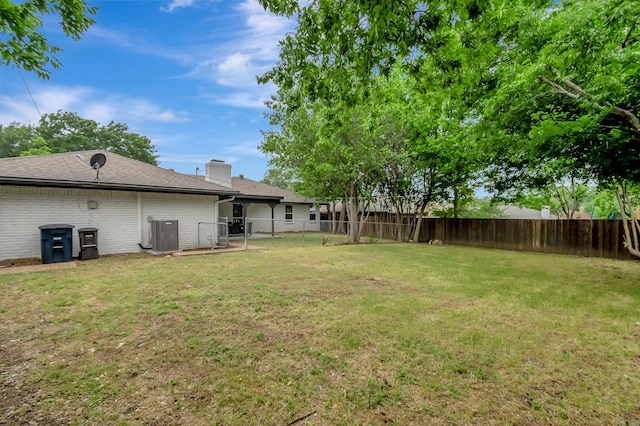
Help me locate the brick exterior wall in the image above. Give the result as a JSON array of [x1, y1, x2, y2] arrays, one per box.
[[0, 186, 219, 261], [140, 192, 217, 250]]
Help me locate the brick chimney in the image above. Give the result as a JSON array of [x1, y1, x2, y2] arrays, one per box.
[[205, 159, 232, 188]]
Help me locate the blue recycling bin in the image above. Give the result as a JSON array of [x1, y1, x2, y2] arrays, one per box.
[[39, 224, 74, 264]]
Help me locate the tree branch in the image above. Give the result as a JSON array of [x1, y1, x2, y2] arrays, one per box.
[[621, 24, 636, 48], [615, 185, 640, 259], [540, 76, 640, 133], [539, 76, 580, 100]]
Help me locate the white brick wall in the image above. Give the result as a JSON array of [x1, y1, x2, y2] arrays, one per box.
[[0, 186, 137, 260], [0, 186, 219, 261], [140, 192, 218, 251], [218, 202, 320, 233]]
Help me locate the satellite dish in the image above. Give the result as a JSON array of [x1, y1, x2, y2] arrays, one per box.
[[89, 153, 107, 181], [90, 153, 106, 169]]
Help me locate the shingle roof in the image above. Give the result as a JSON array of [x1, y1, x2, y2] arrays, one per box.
[[0, 150, 238, 196], [500, 205, 557, 219], [231, 176, 315, 204]]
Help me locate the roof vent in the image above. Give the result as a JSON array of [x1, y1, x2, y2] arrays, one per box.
[[239, 174, 244, 179]]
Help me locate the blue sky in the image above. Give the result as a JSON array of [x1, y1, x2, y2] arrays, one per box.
[[0, 0, 295, 180]]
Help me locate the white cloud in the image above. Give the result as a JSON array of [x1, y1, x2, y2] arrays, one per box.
[[225, 142, 264, 157], [123, 99, 190, 123], [162, 0, 196, 13], [210, 92, 268, 109], [216, 52, 256, 87], [0, 85, 190, 127], [0, 86, 92, 125], [87, 0, 294, 109], [187, 0, 294, 103], [88, 27, 192, 64]]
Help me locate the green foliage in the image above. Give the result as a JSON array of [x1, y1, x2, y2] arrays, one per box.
[[0, 0, 97, 79], [0, 111, 158, 164], [587, 189, 620, 219], [0, 123, 37, 157], [517, 182, 596, 219], [483, 0, 640, 191], [457, 198, 506, 219], [19, 136, 51, 156], [261, 167, 295, 190], [260, 0, 639, 252]]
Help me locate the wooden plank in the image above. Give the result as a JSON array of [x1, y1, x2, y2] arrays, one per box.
[[413, 218, 634, 260]]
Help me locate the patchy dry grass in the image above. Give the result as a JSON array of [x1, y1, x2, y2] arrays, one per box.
[[1, 235, 639, 425]]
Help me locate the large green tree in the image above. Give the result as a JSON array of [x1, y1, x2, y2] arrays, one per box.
[[259, 0, 494, 242], [481, 0, 640, 255], [483, 0, 640, 188], [0, 111, 158, 164], [260, 0, 515, 91], [262, 94, 385, 243], [261, 167, 295, 190], [260, 0, 640, 256], [1, 0, 97, 78], [0, 123, 37, 157]]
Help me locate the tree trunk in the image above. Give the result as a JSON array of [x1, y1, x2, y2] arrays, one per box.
[[330, 201, 337, 234], [615, 184, 640, 259], [357, 200, 371, 241], [412, 201, 431, 243], [335, 199, 346, 234], [345, 185, 360, 243]]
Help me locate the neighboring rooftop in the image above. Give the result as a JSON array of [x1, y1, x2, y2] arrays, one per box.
[[231, 175, 315, 204], [500, 205, 558, 220], [0, 150, 238, 196]]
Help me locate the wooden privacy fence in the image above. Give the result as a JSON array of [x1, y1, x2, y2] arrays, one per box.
[[411, 218, 635, 260]]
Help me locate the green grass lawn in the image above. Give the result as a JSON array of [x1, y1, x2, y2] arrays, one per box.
[[1, 235, 639, 425]]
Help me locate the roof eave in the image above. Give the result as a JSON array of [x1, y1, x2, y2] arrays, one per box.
[[0, 178, 240, 196], [235, 195, 284, 203]]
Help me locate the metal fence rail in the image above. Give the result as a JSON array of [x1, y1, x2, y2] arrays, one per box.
[[197, 218, 229, 249]]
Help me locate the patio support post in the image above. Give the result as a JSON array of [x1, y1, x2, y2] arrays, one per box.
[[241, 202, 251, 251], [244, 216, 248, 251], [268, 202, 278, 237]]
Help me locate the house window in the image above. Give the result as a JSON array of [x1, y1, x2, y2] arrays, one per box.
[[285, 205, 293, 223], [309, 206, 317, 222]]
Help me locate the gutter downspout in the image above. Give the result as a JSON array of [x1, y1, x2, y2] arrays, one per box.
[[137, 193, 152, 250]]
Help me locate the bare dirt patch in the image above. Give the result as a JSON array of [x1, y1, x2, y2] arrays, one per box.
[[0, 339, 71, 425], [0, 261, 78, 275], [0, 258, 41, 268]]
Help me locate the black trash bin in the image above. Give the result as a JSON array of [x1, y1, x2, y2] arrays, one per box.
[[78, 227, 99, 260], [39, 224, 74, 264]]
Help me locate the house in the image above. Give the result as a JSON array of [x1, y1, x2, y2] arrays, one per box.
[[500, 205, 558, 219], [559, 206, 593, 220], [319, 199, 448, 221], [0, 150, 238, 262], [199, 159, 320, 235]]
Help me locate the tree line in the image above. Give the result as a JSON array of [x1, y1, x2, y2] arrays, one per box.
[[257, 0, 640, 257], [0, 111, 157, 165]]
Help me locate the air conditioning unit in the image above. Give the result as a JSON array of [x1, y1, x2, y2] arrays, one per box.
[[151, 220, 179, 253]]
